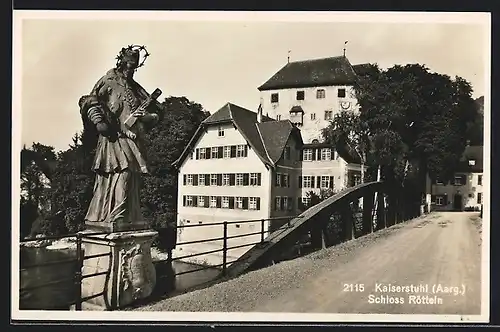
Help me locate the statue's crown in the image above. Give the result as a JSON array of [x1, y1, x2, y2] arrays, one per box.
[[115, 44, 150, 68]]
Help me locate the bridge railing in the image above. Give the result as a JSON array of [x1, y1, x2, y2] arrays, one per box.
[[154, 215, 302, 278], [19, 230, 115, 311]]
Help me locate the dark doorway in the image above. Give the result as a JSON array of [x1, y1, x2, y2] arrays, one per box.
[[453, 194, 463, 211]]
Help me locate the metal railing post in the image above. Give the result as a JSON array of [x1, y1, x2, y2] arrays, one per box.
[[222, 221, 228, 276], [75, 233, 83, 311], [260, 219, 265, 243]]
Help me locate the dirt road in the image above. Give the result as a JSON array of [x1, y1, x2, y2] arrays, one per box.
[[136, 212, 483, 315]]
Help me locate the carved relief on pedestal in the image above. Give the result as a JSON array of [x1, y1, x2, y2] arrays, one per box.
[[120, 243, 156, 300]]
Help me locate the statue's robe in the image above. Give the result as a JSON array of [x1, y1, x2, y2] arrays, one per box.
[[80, 68, 160, 225]]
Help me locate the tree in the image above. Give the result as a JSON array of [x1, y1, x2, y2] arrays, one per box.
[[300, 189, 336, 211], [321, 63, 478, 216], [465, 96, 484, 146], [357, 64, 476, 188], [322, 110, 370, 183], [20, 143, 57, 237], [141, 96, 209, 250], [48, 132, 96, 235]]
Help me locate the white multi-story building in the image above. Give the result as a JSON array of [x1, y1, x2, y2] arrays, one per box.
[[258, 55, 369, 202], [172, 102, 365, 266], [172, 103, 303, 265], [429, 145, 484, 211]]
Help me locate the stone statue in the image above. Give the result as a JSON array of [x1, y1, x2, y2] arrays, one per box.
[[79, 45, 163, 231]]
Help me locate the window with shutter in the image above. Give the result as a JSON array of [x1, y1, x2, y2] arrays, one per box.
[[183, 195, 186, 206], [196, 148, 200, 160], [217, 174, 222, 186], [311, 176, 315, 188], [222, 173, 230, 186], [205, 174, 210, 186], [218, 146, 223, 158], [230, 174, 236, 186], [242, 197, 249, 210], [281, 197, 288, 210], [205, 147, 211, 159], [250, 173, 258, 185], [287, 197, 293, 211], [223, 146, 231, 158], [256, 197, 261, 210], [316, 176, 321, 188], [230, 145, 237, 158], [243, 173, 249, 186], [211, 147, 218, 159], [193, 174, 198, 186], [244, 145, 248, 157], [204, 196, 209, 208], [329, 176, 334, 189], [216, 196, 222, 208], [257, 173, 261, 186], [183, 174, 186, 185], [311, 149, 316, 161], [236, 197, 244, 209], [274, 173, 280, 186], [299, 176, 302, 188], [229, 197, 235, 209], [236, 173, 244, 186], [193, 196, 198, 207]]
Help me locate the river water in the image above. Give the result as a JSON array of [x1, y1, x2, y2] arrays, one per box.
[[19, 246, 220, 310]]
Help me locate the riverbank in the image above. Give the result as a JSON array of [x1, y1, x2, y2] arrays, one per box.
[[20, 236, 76, 250], [20, 235, 173, 263]]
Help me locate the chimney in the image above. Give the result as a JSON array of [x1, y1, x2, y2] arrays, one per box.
[[257, 104, 263, 123]]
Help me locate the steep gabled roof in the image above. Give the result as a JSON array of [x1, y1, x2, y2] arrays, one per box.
[[457, 145, 483, 172], [258, 56, 358, 91], [257, 120, 303, 164], [172, 103, 301, 169]]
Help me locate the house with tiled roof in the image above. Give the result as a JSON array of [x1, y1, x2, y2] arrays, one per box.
[[171, 102, 365, 265], [258, 55, 368, 144], [172, 102, 304, 265], [429, 145, 484, 211]]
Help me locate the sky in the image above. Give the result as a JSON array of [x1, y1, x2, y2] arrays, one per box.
[[14, 11, 490, 152]]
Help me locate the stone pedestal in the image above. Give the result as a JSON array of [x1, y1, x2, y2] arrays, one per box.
[[79, 229, 158, 310]]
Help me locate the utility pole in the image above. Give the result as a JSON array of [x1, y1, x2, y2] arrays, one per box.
[[343, 41, 348, 57], [287, 50, 291, 64]]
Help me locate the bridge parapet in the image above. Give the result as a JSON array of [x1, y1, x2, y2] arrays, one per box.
[[222, 181, 422, 278]]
